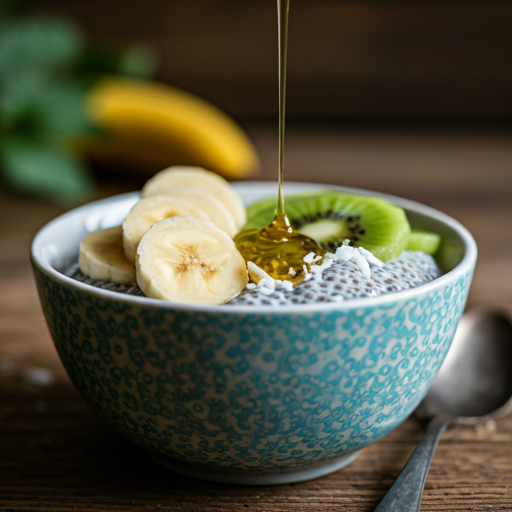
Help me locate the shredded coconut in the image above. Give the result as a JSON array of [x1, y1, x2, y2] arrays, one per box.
[[303, 264, 312, 281], [247, 261, 271, 280], [358, 247, 384, 268], [319, 243, 384, 279], [303, 252, 322, 264], [258, 277, 276, 295], [333, 244, 354, 263], [294, 244, 384, 282], [351, 250, 371, 278], [310, 252, 335, 274], [281, 280, 294, 291], [230, 251, 441, 306], [245, 244, 378, 293], [246, 261, 294, 294]]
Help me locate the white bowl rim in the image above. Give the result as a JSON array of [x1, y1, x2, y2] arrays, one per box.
[[31, 181, 478, 315]]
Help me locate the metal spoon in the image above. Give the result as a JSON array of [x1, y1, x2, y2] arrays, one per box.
[[374, 309, 512, 512]]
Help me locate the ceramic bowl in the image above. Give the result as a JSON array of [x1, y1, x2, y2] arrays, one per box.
[[31, 182, 477, 485]]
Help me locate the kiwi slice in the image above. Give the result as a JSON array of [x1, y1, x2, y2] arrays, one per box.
[[243, 192, 411, 261], [406, 229, 442, 255]]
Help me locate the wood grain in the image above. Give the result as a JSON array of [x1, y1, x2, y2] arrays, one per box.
[[1, 123, 512, 511]]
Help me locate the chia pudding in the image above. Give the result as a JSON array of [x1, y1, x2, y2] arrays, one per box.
[[67, 248, 442, 306]]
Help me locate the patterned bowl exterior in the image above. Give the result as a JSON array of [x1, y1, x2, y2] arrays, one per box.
[[33, 264, 473, 473]]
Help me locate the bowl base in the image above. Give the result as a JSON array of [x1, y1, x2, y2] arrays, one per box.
[[148, 451, 360, 486]]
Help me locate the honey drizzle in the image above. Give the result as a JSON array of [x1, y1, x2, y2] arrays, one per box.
[[234, 0, 325, 285], [276, 0, 288, 218]]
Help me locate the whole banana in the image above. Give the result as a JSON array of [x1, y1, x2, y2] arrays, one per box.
[[83, 78, 260, 180]]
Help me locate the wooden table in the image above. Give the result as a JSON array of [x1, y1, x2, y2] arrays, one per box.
[[1, 122, 511, 511]]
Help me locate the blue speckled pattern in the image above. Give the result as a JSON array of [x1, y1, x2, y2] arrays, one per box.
[[33, 264, 472, 473]]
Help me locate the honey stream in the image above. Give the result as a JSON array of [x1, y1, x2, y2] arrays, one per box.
[[234, 0, 325, 284]]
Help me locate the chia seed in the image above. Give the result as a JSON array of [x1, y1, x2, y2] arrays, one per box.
[[67, 250, 442, 307]]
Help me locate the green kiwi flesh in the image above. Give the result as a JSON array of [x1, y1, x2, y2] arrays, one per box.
[[243, 192, 411, 261], [406, 229, 442, 255]]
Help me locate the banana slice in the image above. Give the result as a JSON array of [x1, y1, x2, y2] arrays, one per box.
[[152, 187, 237, 238], [122, 196, 211, 263], [136, 217, 248, 305], [79, 226, 136, 284], [141, 166, 247, 230]]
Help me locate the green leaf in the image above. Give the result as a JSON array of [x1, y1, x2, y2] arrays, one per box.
[[33, 82, 93, 136], [1, 81, 93, 144], [0, 140, 94, 206], [0, 17, 83, 76], [0, 9, 156, 207], [0, 68, 49, 127], [0, 17, 84, 126]]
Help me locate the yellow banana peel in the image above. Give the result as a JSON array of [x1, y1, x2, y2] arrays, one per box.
[[83, 77, 260, 179]]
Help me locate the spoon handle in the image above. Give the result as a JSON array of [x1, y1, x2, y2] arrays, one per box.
[[373, 417, 449, 512]]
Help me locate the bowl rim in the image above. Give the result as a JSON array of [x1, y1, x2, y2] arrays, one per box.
[[31, 181, 478, 314]]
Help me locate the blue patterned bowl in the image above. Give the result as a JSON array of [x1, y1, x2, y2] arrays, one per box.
[[31, 182, 477, 485]]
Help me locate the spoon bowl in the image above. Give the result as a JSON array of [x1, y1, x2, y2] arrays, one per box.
[[422, 309, 512, 419]]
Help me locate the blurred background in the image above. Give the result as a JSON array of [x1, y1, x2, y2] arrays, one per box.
[[0, 0, 511, 308], [45, 0, 512, 118]]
